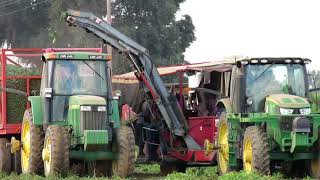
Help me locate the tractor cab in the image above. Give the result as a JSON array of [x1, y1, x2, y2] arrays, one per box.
[[229, 58, 312, 114], [40, 52, 112, 125]]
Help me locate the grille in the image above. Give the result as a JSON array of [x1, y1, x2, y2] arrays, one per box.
[[280, 117, 293, 131], [80, 110, 106, 132], [280, 116, 314, 133]]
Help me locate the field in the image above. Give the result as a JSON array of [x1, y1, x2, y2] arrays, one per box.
[[0, 164, 315, 180]]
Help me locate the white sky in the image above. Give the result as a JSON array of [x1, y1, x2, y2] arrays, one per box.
[[179, 0, 320, 70]]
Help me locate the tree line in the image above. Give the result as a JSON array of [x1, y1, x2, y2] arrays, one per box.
[[0, 0, 195, 74]]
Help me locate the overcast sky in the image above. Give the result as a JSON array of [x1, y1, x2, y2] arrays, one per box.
[[179, 0, 320, 70]]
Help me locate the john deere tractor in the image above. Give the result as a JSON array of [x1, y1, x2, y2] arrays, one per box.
[[12, 52, 135, 177], [216, 58, 320, 178]]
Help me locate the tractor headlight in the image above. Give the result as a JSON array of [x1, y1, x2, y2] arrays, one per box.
[[280, 108, 294, 115], [299, 108, 311, 115], [98, 106, 106, 112], [80, 106, 92, 111]]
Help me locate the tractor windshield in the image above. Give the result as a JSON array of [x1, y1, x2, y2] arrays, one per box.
[[245, 64, 306, 112], [52, 60, 108, 96], [49, 59, 109, 121]]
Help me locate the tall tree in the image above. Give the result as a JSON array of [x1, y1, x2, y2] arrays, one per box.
[[112, 0, 195, 73], [0, 0, 50, 47], [0, 0, 195, 74]]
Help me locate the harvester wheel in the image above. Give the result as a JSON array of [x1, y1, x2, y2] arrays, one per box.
[[112, 126, 135, 177], [243, 126, 270, 175], [43, 125, 69, 177], [21, 109, 44, 175], [0, 138, 12, 174], [217, 113, 231, 174]]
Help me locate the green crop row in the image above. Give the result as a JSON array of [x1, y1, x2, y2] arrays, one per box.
[[0, 162, 316, 179]]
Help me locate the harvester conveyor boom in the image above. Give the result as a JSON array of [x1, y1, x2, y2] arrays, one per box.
[[66, 10, 201, 150]]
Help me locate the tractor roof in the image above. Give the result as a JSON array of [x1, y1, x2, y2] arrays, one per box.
[[42, 52, 112, 61]]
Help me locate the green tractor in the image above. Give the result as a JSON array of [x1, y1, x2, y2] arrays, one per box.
[[13, 52, 135, 177], [215, 58, 320, 178]]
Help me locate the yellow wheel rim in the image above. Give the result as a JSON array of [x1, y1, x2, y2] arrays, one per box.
[[43, 136, 52, 175], [21, 120, 30, 172], [243, 137, 253, 172], [311, 158, 320, 178], [218, 122, 229, 173]]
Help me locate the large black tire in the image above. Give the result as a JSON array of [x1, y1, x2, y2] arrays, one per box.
[[242, 126, 270, 175], [43, 125, 69, 177], [0, 138, 12, 174], [21, 109, 44, 175], [112, 126, 135, 177]]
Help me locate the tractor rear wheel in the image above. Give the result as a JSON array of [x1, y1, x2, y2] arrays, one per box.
[[217, 113, 231, 175], [21, 109, 44, 175], [112, 126, 135, 177], [242, 126, 270, 175], [42, 125, 69, 177], [0, 138, 12, 174]]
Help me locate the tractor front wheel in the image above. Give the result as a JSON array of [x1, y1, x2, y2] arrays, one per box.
[[21, 109, 44, 175], [242, 126, 270, 175], [112, 126, 135, 177], [217, 113, 231, 175], [42, 125, 69, 177]]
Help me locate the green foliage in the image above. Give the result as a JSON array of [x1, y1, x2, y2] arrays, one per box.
[[6, 65, 41, 124], [219, 171, 284, 180], [165, 167, 218, 180], [135, 164, 160, 174], [112, 0, 195, 73], [0, 164, 315, 179], [0, 0, 50, 48], [1, 0, 195, 74]]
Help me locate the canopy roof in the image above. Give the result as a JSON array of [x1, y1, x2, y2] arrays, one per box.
[[112, 59, 234, 83]]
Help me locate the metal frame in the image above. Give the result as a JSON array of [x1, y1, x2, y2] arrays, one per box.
[[0, 48, 102, 135]]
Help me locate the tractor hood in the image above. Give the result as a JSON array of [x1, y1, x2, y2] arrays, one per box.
[[69, 95, 106, 106], [266, 94, 310, 109]]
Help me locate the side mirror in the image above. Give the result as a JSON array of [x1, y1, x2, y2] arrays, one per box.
[[44, 88, 52, 98]]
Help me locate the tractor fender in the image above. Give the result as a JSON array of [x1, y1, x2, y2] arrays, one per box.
[[28, 96, 43, 126], [216, 98, 233, 113]]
